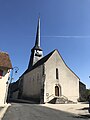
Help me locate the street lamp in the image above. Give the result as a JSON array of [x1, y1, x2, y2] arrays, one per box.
[[7, 66, 19, 103]]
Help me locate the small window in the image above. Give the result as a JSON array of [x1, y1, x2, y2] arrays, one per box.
[[37, 74, 39, 81], [56, 68, 59, 79], [42, 65, 44, 75], [0, 70, 3, 79]]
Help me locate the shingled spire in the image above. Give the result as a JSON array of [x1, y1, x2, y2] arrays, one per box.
[[35, 17, 40, 48], [28, 17, 43, 69]]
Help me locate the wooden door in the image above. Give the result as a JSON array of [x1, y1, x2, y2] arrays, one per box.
[[55, 86, 59, 96]]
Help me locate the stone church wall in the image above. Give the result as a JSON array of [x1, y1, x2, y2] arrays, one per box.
[[22, 65, 44, 102], [44, 50, 79, 103]]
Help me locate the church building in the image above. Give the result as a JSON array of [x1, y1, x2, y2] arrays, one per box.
[[13, 18, 80, 103]]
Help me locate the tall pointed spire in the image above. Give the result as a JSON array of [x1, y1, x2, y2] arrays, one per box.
[[35, 17, 40, 47], [28, 17, 43, 69]]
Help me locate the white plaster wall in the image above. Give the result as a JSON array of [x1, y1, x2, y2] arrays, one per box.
[[0, 68, 10, 106], [22, 65, 43, 99], [44, 50, 79, 103]]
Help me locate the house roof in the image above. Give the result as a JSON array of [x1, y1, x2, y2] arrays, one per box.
[[20, 50, 55, 77], [0, 51, 12, 69]]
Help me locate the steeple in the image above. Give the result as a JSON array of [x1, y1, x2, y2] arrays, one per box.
[[28, 17, 43, 69], [35, 17, 40, 47]]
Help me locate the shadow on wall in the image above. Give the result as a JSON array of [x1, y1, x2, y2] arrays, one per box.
[[76, 107, 90, 119], [73, 114, 90, 119]]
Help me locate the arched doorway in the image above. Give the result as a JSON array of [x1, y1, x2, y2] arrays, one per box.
[[55, 86, 59, 96]]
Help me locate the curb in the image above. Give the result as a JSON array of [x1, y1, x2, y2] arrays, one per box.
[[0, 104, 11, 120]]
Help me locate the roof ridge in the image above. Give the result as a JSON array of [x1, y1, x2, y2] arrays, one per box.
[[34, 49, 55, 64], [21, 49, 56, 76]]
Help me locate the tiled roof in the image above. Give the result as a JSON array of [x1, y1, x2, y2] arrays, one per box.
[[0, 51, 12, 69]]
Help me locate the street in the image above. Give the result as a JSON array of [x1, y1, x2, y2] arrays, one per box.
[[2, 103, 88, 120]]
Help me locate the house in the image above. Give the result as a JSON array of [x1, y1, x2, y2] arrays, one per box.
[[0, 51, 12, 106], [12, 18, 84, 103]]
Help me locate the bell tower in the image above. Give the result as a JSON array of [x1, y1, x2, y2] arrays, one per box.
[[28, 17, 43, 69]]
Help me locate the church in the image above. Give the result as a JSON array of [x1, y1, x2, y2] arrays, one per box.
[[12, 18, 82, 103]]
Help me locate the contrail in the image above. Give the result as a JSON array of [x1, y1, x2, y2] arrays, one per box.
[[40, 36, 90, 38], [28, 35, 90, 38]]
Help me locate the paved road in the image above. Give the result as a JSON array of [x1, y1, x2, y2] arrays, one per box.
[[2, 103, 87, 120]]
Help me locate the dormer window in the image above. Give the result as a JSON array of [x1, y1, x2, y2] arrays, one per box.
[[0, 70, 3, 79]]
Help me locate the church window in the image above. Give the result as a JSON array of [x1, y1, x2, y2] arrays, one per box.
[[0, 70, 3, 79], [37, 74, 39, 81], [42, 65, 44, 75], [56, 68, 59, 79]]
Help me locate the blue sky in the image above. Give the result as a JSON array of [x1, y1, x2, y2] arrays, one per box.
[[0, 0, 90, 88]]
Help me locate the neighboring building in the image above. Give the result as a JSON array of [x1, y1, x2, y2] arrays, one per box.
[[11, 18, 84, 103], [79, 81, 86, 101], [0, 51, 12, 106]]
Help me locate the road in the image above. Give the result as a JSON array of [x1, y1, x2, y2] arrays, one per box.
[[2, 103, 87, 120]]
